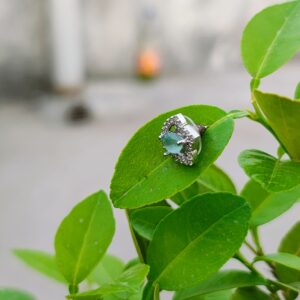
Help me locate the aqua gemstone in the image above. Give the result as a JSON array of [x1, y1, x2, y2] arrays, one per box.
[[161, 132, 183, 154]]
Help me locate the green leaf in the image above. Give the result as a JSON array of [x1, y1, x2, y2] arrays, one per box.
[[231, 287, 271, 300], [254, 253, 300, 271], [277, 222, 300, 283], [240, 180, 269, 212], [173, 270, 266, 300], [241, 1, 300, 78], [254, 90, 300, 161], [110, 105, 234, 209], [130, 206, 173, 240], [197, 165, 236, 194], [171, 164, 236, 205], [13, 249, 66, 284], [295, 82, 300, 99], [238, 149, 300, 192], [185, 290, 233, 300], [241, 180, 300, 226], [89, 254, 125, 286], [277, 145, 285, 159], [205, 290, 233, 300], [55, 191, 115, 286], [179, 290, 233, 300], [227, 110, 250, 120], [0, 288, 35, 300], [142, 282, 160, 300], [124, 258, 140, 270], [68, 264, 149, 299], [147, 193, 250, 291]]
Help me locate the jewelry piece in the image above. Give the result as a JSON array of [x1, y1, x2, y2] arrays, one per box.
[[159, 113, 207, 166]]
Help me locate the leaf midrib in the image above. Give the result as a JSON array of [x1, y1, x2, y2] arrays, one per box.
[[72, 198, 100, 285], [133, 215, 163, 234], [255, 2, 299, 78], [265, 157, 281, 190], [197, 178, 218, 192], [153, 203, 247, 283]]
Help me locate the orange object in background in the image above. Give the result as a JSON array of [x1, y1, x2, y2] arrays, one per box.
[[137, 49, 161, 79]]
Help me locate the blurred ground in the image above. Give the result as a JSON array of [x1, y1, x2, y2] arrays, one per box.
[[1, 67, 300, 299]]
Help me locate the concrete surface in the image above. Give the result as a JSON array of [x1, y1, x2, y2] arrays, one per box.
[[0, 67, 300, 299], [0, 0, 280, 92]]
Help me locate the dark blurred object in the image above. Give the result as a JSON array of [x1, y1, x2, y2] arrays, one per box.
[[65, 103, 91, 123]]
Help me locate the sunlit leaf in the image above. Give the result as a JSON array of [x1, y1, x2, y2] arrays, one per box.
[[241, 1, 300, 78], [254, 90, 300, 161]]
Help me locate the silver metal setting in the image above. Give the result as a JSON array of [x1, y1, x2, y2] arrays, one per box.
[[159, 113, 207, 166]]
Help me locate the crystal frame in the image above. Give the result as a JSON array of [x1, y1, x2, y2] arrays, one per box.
[[159, 113, 203, 166]]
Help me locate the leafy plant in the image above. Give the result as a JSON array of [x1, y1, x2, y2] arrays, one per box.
[[6, 1, 300, 299]]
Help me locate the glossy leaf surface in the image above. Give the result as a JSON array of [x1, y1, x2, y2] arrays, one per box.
[[255, 90, 300, 161], [55, 191, 115, 286], [110, 105, 234, 209], [238, 149, 300, 192], [147, 193, 250, 290], [173, 270, 266, 299], [13, 249, 66, 283], [241, 1, 300, 78]]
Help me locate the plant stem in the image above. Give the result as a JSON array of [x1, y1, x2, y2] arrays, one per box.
[[251, 228, 264, 256], [125, 209, 145, 263], [251, 228, 279, 279], [251, 228, 279, 280], [154, 283, 160, 300], [68, 284, 79, 294], [235, 252, 262, 276], [269, 279, 298, 294], [235, 252, 282, 299], [244, 240, 258, 255]]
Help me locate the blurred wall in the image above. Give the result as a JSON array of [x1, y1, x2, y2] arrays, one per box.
[[0, 0, 48, 94], [0, 0, 279, 93]]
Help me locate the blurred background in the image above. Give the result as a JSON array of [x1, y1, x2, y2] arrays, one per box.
[[1, 0, 300, 299]]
